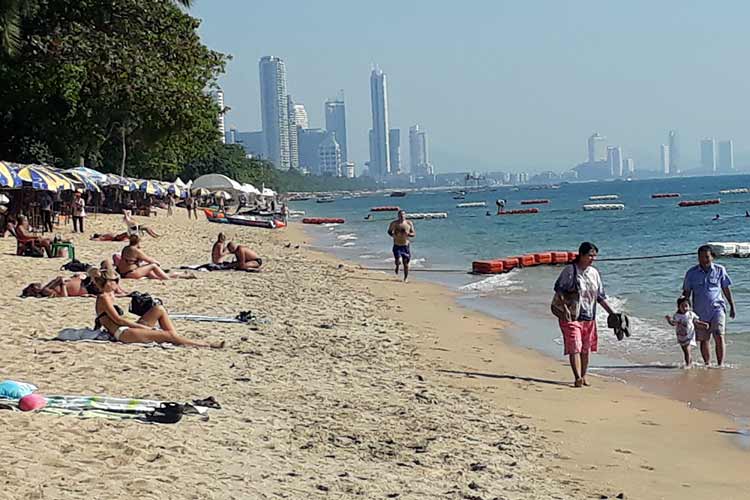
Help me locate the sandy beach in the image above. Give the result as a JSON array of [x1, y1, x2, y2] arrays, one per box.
[[0, 210, 747, 499]]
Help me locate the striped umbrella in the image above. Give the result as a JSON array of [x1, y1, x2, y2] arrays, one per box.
[[138, 180, 164, 196], [167, 183, 184, 198], [66, 166, 108, 184], [16, 165, 65, 191], [64, 171, 101, 192], [41, 166, 76, 191], [105, 174, 138, 191], [0, 161, 21, 188]]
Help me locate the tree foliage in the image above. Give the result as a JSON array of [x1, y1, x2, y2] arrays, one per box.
[[0, 0, 227, 177]]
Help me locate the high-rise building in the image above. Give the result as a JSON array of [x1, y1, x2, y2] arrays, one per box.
[[325, 98, 348, 163], [293, 104, 309, 129], [389, 128, 401, 174], [298, 128, 327, 174], [409, 125, 434, 176], [226, 128, 237, 145], [625, 158, 635, 175], [259, 56, 291, 169], [607, 146, 623, 177], [660, 144, 671, 176], [286, 95, 300, 170], [587, 132, 607, 163], [319, 132, 342, 177], [343, 162, 355, 179], [668, 130, 679, 174], [213, 88, 226, 144], [719, 140, 735, 172], [369, 67, 391, 177], [700, 139, 717, 173], [235, 131, 266, 158]]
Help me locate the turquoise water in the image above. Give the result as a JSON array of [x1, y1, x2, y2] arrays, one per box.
[[293, 175, 750, 423]]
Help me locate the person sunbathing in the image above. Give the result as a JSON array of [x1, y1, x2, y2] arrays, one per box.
[[21, 271, 128, 298], [90, 232, 129, 242], [15, 215, 52, 257], [123, 210, 160, 238], [116, 234, 194, 280], [226, 241, 263, 271], [91, 266, 222, 348]]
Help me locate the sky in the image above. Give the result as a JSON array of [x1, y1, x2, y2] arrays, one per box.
[[191, 0, 749, 174]]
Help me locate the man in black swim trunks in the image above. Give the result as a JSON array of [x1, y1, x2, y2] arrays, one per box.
[[387, 210, 416, 282]]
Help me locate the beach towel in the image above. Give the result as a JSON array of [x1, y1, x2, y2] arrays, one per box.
[[179, 262, 236, 272], [51, 328, 176, 348]]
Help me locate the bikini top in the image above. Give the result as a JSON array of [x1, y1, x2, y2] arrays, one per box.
[[94, 304, 125, 330]]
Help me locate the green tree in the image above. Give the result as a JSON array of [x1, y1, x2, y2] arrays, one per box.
[[0, 0, 226, 174]]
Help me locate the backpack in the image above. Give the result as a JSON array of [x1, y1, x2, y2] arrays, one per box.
[[61, 259, 92, 273], [129, 292, 163, 316]]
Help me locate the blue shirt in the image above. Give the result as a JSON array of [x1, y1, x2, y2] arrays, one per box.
[[683, 263, 732, 322]]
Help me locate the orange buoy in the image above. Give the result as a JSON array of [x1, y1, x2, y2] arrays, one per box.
[[370, 206, 400, 212], [567, 252, 578, 263], [502, 257, 520, 270], [519, 254, 537, 267], [498, 208, 539, 215], [520, 199, 549, 205], [534, 252, 553, 265], [652, 193, 680, 199], [472, 260, 504, 274], [678, 199, 720, 207], [551, 251, 569, 264], [302, 217, 345, 224]]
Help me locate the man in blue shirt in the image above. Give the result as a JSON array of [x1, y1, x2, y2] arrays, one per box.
[[682, 245, 736, 366]]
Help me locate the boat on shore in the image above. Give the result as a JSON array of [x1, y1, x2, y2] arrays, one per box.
[[316, 197, 335, 203]]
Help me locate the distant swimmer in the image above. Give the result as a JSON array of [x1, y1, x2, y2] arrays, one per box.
[[745, 211, 750, 218], [364, 214, 374, 221], [387, 210, 416, 282], [485, 211, 492, 217], [495, 199, 506, 215], [713, 214, 720, 221]]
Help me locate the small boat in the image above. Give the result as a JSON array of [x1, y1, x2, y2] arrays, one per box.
[[589, 194, 619, 201], [289, 210, 305, 217], [456, 201, 487, 208], [582, 203, 625, 211], [370, 206, 401, 212], [316, 197, 335, 203], [390, 191, 407, 198], [203, 210, 284, 229], [651, 193, 680, 199], [405, 212, 448, 220], [719, 188, 749, 195], [679, 199, 720, 207]]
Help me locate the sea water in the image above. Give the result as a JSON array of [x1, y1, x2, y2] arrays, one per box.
[[294, 175, 750, 424]]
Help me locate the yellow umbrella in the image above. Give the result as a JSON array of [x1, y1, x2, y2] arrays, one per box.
[[0, 161, 20, 188], [16, 165, 66, 191]]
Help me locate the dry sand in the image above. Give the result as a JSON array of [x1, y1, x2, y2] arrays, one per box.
[[0, 210, 746, 499]]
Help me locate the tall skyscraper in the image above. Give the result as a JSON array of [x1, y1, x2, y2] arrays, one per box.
[[660, 144, 671, 176], [293, 104, 309, 129], [719, 140, 735, 172], [319, 132, 342, 177], [389, 128, 401, 174], [298, 128, 327, 174], [213, 88, 226, 144], [587, 133, 607, 163], [259, 56, 291, 170], [325, 97, 348, 163], [286, 95, 300, 170], [369, 67, 391, 177], [235, 131, 266, 158], [625, 158, 635, 175], [409, 125, 433, 176], [700, 138, 717, 173], [607, 146, 623, 177], [668, 130, 679, 174]]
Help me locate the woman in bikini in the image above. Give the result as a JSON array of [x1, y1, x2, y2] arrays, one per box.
[[116, 234, 193, 280], [22, 265, 130, 298], [91, 266, 223, 348]]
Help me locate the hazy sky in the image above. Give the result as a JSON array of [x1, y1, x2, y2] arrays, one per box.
[[192, 0, 747, 173]]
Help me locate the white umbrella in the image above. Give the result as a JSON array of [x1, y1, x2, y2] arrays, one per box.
[[241, 183, 260, 195], [214, 190, 232, 200], [261, 187, 275, 197], [174, 177, 187, 188]]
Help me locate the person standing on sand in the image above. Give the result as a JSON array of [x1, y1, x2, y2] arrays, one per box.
[[387, 210, 416, 282], [682, 245, 736, 366], [553, 241, 616, 388]]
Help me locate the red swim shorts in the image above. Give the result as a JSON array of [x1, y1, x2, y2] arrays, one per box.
[[559, 320, 598, 355]]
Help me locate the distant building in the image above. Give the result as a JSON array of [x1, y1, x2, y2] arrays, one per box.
[[298, 128, 327, 174], [587, 132, 607, 163], [700, 138, 717, 173], [319, 132, 342, 176], [668, 130, 679, 174], [409, 125, 433, 176], [607, 146, 623, 177], [660, 144, 671, 176], [343, 162, 355, 179], [293, 104, 309, 129], [213, 88, 226, 144], [286, 96, 300, 170], [226, 127, 237, 145], [369, 67, 391, 177], [388, 128, 401, 174], [625, 158, 635, 175], [235, 131, 266, 158], [259, 56, 291, 169], [719, 140, 735, 172], [325, 98, 348, 163]]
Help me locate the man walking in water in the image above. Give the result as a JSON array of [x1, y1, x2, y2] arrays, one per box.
[[682, 245, 736, 366], [387, 210, 416, 282]]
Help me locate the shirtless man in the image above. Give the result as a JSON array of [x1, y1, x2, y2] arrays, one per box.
[[387, 210, 416, 282], [226, 242, 263, 271]]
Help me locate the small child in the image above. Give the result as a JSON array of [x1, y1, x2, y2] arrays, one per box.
[[665, 297, 709, 367]]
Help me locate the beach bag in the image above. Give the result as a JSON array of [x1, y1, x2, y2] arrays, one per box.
[[129, 292, 163, 316], [551, 265, 580, 322], [61, 259, 91, 273]]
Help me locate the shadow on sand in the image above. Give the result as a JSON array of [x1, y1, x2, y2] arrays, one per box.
[[437, 369, 570, 387]]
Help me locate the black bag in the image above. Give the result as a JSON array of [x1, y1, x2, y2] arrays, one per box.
[[61, 259, 92, 272], [129, 292, 163, 316]]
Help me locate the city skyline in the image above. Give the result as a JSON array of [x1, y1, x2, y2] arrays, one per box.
[[196, 1, 750, 173]]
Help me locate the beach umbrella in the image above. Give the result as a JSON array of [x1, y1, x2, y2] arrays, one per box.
[[214, 190, 232, 200], [104, 174, 137, 191], [16, 165, 67, 191], [167, 183, 184, 198], [0, 162, 21, 188], [138, 180, 164, 196], [261, 187, 276, 197], [174, 177, 187, 188], [66, 166, 108, 184], [64, 171, 101, 192], [192, 187, 210, 197]]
